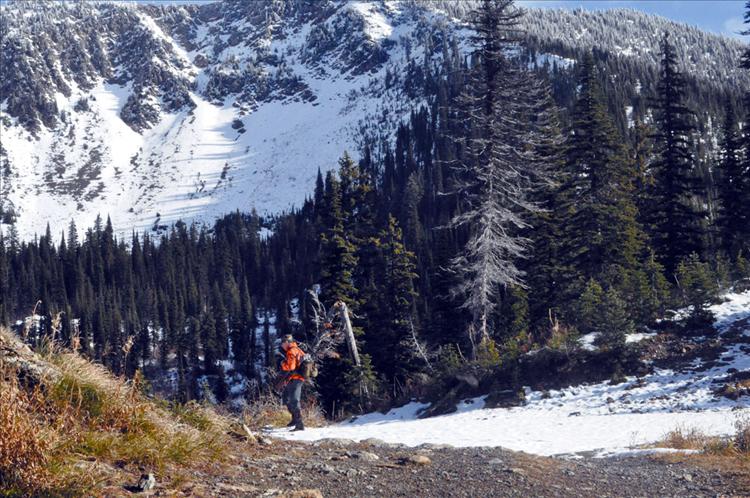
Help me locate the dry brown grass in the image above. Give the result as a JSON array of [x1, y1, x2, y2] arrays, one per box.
[[734, 414, 750, 454], [648, 422, 750, 494], [0, 376, 56, 496], [658, 425, 716, 451], [242, 390, 326, 430], [657, 418, 750, 458], [0, 327, 231, 496]]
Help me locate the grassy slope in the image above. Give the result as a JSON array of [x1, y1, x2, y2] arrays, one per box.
[[0, 327, 231, 496]]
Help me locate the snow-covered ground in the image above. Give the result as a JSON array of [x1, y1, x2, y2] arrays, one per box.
[[275, 291, 750, 457]]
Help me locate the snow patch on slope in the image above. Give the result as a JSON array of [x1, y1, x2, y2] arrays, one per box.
[[1, 1, 440, 240], [2, 79, 145, 236], [349, 1, 393, 41], [275, 291, 750, 457]]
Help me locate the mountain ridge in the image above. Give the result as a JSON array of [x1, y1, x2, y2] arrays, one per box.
[[0, 0, 745, 240]]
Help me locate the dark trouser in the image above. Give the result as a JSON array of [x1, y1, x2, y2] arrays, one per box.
[[282, 379, 303, 426]]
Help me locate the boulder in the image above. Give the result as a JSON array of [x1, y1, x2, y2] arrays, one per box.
[[322, 438, 356, 447], [279, 490, 324, 498], [401, 455, 431, 466], [360, 437, 387, 447], [257, 434, 274, 446], [484, 388, 525, 409], [455, 372, 479, 388], [136, 473, 156, 492], [353, 451, 380, 462]]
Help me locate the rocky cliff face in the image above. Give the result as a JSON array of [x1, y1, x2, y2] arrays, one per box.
[[1, 0, 455, 238], [0, 0, 745, 239], [1, 2, 194, 133]]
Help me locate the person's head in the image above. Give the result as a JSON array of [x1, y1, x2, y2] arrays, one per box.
[[281, 334, 295, 351]]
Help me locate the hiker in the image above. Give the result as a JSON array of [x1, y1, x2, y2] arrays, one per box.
[[279, 334, 306, 431]]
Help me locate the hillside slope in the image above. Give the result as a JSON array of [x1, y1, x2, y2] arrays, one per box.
[[0, 0, 452, 239], [277, 291, 750, 457], [0, 326, 234, 495], [2, 327, 749, 497]]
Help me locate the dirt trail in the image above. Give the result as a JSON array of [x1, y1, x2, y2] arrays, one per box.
[[106, 438, 750, 497]]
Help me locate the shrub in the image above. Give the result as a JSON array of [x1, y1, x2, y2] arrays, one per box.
[[735, 251, 750, 292], [734, 414, 750, 454], [171, 401, 217, 431], [657, 417, 750, 457], [544, 313, 579, 353], [242, 390, 325, 429], [676, 253, 719, 330], [578, 278, 604, 335], [659, 425, 710, 450], [435, 344, 463, 377], [623, 251, 671, 324], [476, 338, 502, 368], [594, 288, 633, 351]]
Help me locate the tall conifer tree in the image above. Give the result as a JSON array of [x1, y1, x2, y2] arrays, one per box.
[[649, 32, 706, 275], [557, 54, 645, 316], [319, 169, 358, 308], [447, 0, 551, 358], [717, 99, 748, 258]]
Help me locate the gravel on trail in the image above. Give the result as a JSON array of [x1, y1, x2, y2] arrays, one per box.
[[143, 437, 749, 497]]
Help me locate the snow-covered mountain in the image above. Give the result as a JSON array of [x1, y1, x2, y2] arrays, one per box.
[[524, 7, 747, 90], [0, 0, 746, 239]]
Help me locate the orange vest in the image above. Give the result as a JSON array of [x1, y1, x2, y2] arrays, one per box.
[[281, 343, 305, 382]]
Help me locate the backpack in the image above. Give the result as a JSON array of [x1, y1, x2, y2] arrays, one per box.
[[300, 353, 318, 380]]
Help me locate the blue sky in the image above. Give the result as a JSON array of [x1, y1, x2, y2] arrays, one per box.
[[130, 0, 747, 40], [518, 1, 747, 39], [3, 0, 746, 40]]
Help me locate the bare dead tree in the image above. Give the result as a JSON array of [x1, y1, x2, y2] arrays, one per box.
[[305, 291, 368, 397], [122, 335, 136, 360], [306, 290, 361, 366], [446, 0, 556, 359], [410, 319, 434, 372], [307, 290, 340, 359]]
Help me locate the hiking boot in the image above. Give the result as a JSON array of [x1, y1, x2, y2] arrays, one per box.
[[292, 423, 305, 432], [286, 420, 296, 427]]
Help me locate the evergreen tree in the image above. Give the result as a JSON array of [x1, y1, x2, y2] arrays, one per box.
[[676, 253, 719, 330], [447, 0, 550, 359], [524, 82, 566, 336], [241, 279, 258, 379], [593, 288, 633, 351], [200, 308, 218, 374], [631, 118, 655, 220], [578, 278, 604, 336], [318, 169, 358, 308], [649, 32, 707, 276], [717, 99, 748, 259], [377, 215, 420, 385], [557, 54, 645, 320]]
